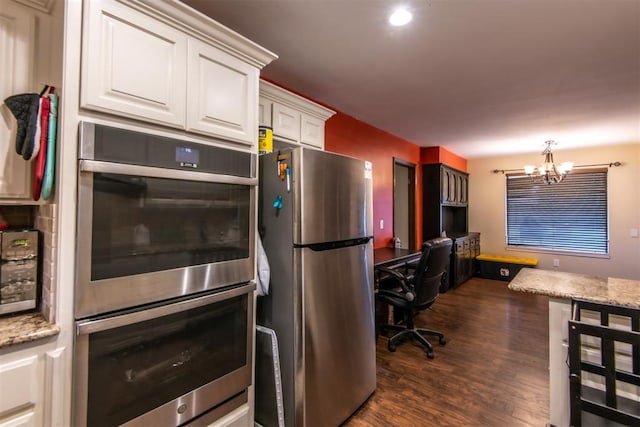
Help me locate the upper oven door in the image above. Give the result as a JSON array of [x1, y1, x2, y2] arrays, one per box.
[[75, 124, 257, 319]]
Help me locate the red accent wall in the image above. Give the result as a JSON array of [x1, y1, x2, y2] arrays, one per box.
[[420, 147, 467, 172], [262, 79, 469, 250], [325, 113, 422, 249]]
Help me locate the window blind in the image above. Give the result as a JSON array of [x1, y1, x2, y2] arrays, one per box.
[[506, 170, 608, 254]]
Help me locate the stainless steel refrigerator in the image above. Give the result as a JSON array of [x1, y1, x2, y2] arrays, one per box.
[[257, 147, 376, 427]]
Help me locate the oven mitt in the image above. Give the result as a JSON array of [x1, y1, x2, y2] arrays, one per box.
[[33, 95, 51, 200], [41, 93, 58, 201], [3, 93, 40, 160], [29, 96, 44, 161]]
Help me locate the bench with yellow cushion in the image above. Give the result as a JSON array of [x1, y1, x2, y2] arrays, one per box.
[[475, 254, 538, 281]]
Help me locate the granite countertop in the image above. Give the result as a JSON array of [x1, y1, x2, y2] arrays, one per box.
[[0, 313, 61, 349], [509, 268, 640, 309]]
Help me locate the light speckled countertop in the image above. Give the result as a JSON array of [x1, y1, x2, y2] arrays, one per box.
[[0, 313, 60, 349], [509, 268, 640, 309]]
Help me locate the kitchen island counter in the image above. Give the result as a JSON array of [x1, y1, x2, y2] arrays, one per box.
[[508, 267, 640, 308], [509, 267, 640, 426]]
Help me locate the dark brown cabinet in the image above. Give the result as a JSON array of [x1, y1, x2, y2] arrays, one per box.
[[422, 164, 469, 241], [439, 165, 468, 206], [422, 163, 477, 290], [458, 172, 468, 204], [450, 232, 480, 288]]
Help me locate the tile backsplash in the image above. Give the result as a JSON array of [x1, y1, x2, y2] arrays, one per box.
[[35, 204, 57, 323]]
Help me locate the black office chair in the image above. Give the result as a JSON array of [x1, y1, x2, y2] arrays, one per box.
[[377, 237, 452, 359]]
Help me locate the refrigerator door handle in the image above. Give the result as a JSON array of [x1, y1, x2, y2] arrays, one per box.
[[295, 236, 372, 252]]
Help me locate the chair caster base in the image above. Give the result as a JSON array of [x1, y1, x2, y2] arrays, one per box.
[[439, 337, 447, 345], [426, 351, 434, 359]]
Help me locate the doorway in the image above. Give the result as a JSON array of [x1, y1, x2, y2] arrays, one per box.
[[393, 158, 416, 251]]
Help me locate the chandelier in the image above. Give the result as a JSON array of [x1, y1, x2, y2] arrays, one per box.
[[523, 141, 574, 184]]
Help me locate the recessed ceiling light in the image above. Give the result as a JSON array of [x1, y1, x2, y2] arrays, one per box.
[[389, 7, 412, 26]]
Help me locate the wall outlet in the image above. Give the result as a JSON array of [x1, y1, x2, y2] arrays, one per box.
[[553, 259, 560, 267], [631, 228, 639, 238], [379, 219, 384, 229]]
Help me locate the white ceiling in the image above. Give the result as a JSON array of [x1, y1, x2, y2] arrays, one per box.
[[183, 0, 640, 158]]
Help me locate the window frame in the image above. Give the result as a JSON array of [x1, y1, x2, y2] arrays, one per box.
[[504, 168, 610, 258]]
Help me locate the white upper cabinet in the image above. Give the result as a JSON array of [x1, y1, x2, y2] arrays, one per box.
[[271, 103, 301, 142], [0, 0, 61, 202], [300, 114, 325, 148], [258, 97, 271, 127], [81, 0, 188, 128], [186, 39, 258, 145], [0, 1, 35, 201], [259, 81, 335, 150], [81, 0, 277, 149]]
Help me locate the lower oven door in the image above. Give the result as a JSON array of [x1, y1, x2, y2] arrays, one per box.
[[73, 282, 254, 427]]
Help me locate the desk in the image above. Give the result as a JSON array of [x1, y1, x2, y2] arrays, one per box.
[[373, 248, 421, 339], [374, 247, 421, 271]]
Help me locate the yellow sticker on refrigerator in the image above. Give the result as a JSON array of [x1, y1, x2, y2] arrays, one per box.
[[258, 126, 273, 154]]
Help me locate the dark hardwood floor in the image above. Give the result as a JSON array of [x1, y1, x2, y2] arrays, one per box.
[[344, 277, 550, 427]]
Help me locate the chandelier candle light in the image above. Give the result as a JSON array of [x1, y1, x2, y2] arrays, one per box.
[[523, 140, 573, 184], [492, 142, 622, 178]]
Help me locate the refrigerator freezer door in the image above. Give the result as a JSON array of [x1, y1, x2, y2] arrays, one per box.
[[299, 241, 376, 427], [296, 148, 373, 245]]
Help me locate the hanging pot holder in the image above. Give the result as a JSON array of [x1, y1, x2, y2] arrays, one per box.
[[4, 93, 40, 160]]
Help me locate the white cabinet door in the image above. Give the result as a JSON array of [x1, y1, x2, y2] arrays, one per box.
[[0, 355, 39, 427], [258, 97, 272, 127], [549, 298, 571, 427], [0, 343, 66, 427], [272, 103, 301, 142], [0, 2, 34, 200], [81, 0, 188, 128], [0, 356, 39, 417], [0, 411, 36, 427], [186, 39, 258, 146], [300, 113, 324, 149]]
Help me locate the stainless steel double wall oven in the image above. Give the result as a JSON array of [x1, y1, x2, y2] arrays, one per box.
[[73, 122, 257, 426]]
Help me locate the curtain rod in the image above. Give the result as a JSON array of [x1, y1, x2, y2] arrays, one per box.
[[492, 161, 622, 174]]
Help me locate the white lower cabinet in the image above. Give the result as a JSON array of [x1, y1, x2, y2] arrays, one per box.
[[0, 355, 38, 424], [548, 298, 640, 427], [0, 411, 36, 427], [548, 298, 571, 427], [0, 344, 66, 427]]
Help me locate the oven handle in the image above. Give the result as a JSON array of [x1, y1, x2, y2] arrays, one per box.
[[76, 281, 256, 335], [79, 159, 258, 186]]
